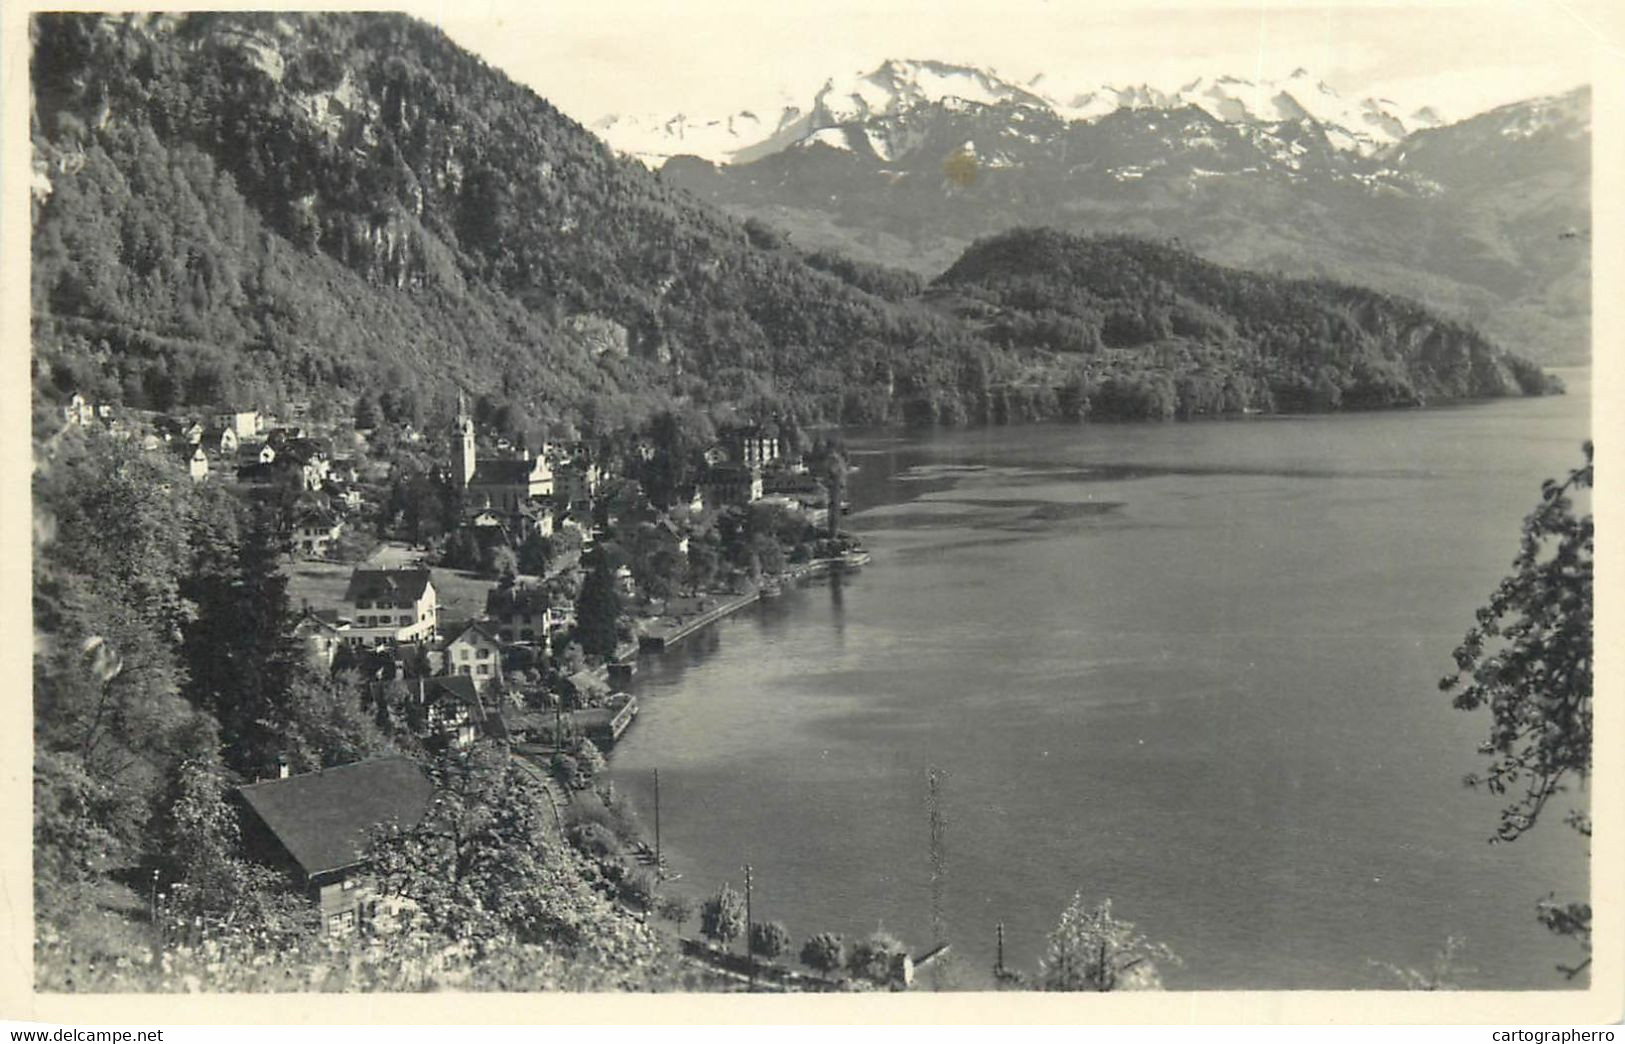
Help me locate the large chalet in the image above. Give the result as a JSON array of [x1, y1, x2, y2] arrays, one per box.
[[341, 567, 438, 646], [236, 756, 435, 936]]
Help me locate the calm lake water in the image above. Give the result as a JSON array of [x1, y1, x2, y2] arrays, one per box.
[[607, 372, 1591, 990]]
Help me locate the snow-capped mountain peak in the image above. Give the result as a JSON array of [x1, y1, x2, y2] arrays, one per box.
[[592, 61, 1450, 166]]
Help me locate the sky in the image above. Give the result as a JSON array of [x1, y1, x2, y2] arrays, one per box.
[[429, 0, 1613, 125]]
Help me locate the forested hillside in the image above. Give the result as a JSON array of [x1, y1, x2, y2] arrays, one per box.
[[30, 12, 1551, 434], [926, 228, 1554, 420], [29, 12, 997, 433]]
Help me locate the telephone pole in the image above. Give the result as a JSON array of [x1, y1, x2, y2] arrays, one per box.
[[653, 768, 662, 878], [743, 862, 755, 992], [927, 766, 948, 989]]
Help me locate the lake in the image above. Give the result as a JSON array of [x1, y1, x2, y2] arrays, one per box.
[[606, 372, 1591, 990]]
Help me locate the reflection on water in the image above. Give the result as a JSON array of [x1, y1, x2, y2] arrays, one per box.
[[608, 378, 1591, 990]]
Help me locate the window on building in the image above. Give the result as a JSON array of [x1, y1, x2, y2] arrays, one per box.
[[327, 910, 356, 935], [341, 877, 358, 892], [476, 664, 490, 676], [477, 647, 490, 658]]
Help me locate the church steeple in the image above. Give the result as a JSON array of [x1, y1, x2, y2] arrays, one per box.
[[453, 390, 476, 489]]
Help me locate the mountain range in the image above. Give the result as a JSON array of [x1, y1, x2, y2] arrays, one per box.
[[593, 60, 1449, 166], [601, 59, 1589, 364], [29, 13, 1554, 437]]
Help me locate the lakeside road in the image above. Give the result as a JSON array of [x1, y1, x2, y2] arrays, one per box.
[[634, 554, 864, 650]]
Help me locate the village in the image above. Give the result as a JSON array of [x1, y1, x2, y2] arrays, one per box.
[[49, 387, 897, 989]]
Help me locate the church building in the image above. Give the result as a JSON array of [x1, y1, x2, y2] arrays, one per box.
[[451, 394, 553, 511]]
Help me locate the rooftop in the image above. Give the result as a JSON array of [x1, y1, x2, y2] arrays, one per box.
[[343, 567, 433, 603], [236, 756, 435, 878]]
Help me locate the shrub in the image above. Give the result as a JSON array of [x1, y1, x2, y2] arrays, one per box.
[[620, 868, 658, 911], [658, 894, 694, 929]]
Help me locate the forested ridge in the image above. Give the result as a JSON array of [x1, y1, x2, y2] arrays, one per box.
[[30, 12, 1550, 436], [927, 228, 1555, 421]]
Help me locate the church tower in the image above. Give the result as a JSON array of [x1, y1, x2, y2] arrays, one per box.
[[452, 391, 477, 490]]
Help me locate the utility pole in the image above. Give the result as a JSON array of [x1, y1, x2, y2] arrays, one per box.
[[996, 921, 1006, 981], [743, 862, 755, 993], [653, 768, 662, 878], [927, 766, 948, 990]]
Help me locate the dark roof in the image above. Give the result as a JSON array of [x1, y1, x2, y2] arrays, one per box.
[[294, 507, 341, 528], [237, 756, 434, 878], [292, 608, 344, 636], [281, 437, 331, 464], [343, 567, 433, 603], [470, 458, 541, 486], [486, 583, 550, 617], [447, 621, 501, 646], [411, 674, 479, 706]]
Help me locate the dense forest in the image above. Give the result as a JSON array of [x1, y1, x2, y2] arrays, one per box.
[[926, 228, 1556, 421], [30, 12, 1551, 437]]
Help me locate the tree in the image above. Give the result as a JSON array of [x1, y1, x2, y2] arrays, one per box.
[[353, 392, 379, 430], [483, 542, 519, 581], [150, 751, 306, 936], [1439, 441, 1593, 977], [824, 449, 847, 539], [1039, 894, 1178, 991], [182, 507, 305, 775], [658, 894, 695, 931], [847, 930, 909, 987], [517, 531, 552, 576], [685, 537, 719, 593], [369, 745, 657, 954], [699, 883, 746, 950], [750, 920, 792, 962], [573, 548, 622, 660], [573, 736, 607, 780], [799, 932, 846, 977]]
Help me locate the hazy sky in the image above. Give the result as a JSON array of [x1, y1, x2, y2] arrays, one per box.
[[431, 0, 1611, 125]]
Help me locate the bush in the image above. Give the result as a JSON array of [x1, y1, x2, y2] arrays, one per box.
[[620, 868, 658, 910], [567, 821, 622, 861], [549, 753, 581, 788], [658, 894, 694, 929]]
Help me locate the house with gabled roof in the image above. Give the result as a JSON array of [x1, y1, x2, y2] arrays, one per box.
[[293, 507, 344, 558], [404, 674, 489, 749], [235, 755, 435, 935], [342, 567, 438, 646], [292, 608, 348, 669], [485, 582, 553, 647], [204, 425, 239, 456], [443, 621, 502, 682], [173, 441, 209, 483]]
